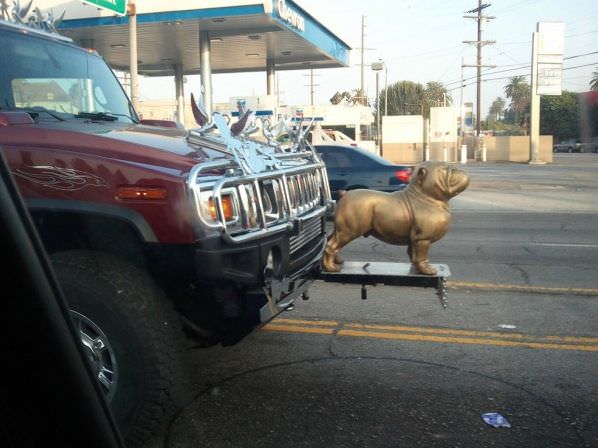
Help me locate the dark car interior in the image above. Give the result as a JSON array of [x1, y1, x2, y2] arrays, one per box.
[[0, 148, 123, 448]]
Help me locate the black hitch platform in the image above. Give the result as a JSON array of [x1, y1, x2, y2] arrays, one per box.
[[316, 261, 450, 308]]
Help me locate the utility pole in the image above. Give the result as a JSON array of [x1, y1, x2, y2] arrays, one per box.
[[463, 1, 495, 138], [276, 73, 286, 109], [354, 15, 375, 106], [459, 57, 464, 144], [360, 15, 366, 105], [303, 70, 320, 106], [310, 69, 316, 106], [384, 63, 388, 116], [275, 73, 286, 115]]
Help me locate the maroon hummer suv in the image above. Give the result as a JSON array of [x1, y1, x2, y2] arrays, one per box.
[[0, 18, 332, 445]]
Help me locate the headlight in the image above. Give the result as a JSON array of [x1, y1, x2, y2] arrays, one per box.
[[198, 189, 239, 225], [209, 195, 235, 221]]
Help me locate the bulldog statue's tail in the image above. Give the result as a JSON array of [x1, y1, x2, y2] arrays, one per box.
[[323, 161, 470, 275]]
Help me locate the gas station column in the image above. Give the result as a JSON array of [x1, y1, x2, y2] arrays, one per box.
[[127, 3, 139, 111], [174, 64, 185, 126], [199, 31, 213, 115], [266, 59, 276, 95]]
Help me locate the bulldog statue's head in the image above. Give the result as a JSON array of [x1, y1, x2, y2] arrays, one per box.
[[410, 161, 470, 202]]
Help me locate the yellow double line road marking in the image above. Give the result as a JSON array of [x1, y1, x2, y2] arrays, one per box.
[[263, 318, 598, 352], [447, 281, 598, 296]]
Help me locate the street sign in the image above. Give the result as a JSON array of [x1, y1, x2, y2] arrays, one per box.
[[535, 22, 565, 96], [537, 63, 563, 96], [81, 0, 127, 16]]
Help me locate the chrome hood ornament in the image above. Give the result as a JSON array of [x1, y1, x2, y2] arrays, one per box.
[[187, 95, 318, 176], [1, 0, 65, 34]]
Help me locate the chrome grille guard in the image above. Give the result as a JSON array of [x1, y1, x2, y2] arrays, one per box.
[[186, 110, 333, 243]]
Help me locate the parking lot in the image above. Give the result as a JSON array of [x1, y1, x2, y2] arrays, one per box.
[[155, 154, 598, 448]]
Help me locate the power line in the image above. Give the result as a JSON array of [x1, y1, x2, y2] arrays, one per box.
[[435, 48, 465, 83], [384, 45, 464, 63], [562, 61, 598, 71], [564, 50, 598, 60], [565, 29, 598, 38], [491, 0, 539, 14], [446, 64, 526, 87], [496, 29, 598, 48], [444, 51, 598, 86], [447, 60, 598, 93]]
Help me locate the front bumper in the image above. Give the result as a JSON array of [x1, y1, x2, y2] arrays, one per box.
[[194, 208, 327, 287], [192, 215, 326, 344]]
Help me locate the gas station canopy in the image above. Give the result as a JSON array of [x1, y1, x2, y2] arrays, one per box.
[[49, 0, 351, 76]]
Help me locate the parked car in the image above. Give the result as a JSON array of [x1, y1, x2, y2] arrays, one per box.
[[314, 145, 412, 198], [590, 137, 598, 153], [553, 139, 583, 153]]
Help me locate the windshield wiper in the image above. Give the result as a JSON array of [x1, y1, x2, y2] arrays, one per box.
[[74, 111, 121, 122], [74, 111, 138, 123], [11, 106, 66, 122]]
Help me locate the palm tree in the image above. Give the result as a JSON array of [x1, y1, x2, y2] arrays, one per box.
[[423, 81, 451, 108], [590, 68, 598, 91], [504, 76, 530, 125], [488, 97, 506, 121]]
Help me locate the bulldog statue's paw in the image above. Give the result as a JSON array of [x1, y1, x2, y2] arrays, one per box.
[[322, 254, 342, 272], [414, 260, 437, 276]]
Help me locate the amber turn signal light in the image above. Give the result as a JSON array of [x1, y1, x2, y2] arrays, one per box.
[[209, 195, 235, 221], [117, 186, 167, 200]]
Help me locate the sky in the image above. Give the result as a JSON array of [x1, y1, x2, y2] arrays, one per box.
[[139, 0, 598, 118]]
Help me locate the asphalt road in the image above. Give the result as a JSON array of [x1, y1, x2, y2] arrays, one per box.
[[155, 154, 598, 448]]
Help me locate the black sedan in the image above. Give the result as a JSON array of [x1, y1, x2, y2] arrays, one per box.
[[314, 145, 413, 199]]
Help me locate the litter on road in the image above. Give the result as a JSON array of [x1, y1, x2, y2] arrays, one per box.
[[481, 412, 512, 428]]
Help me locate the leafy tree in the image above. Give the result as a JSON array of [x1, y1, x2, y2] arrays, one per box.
[[504, 76, 530, 126], [590, 68, 598, 91], [539, 91, 580, 142], [378, 80, 450, 119], [379, 80, 426, 116], [486, 120, 526, 135]]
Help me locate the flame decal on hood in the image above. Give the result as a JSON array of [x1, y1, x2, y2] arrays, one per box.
[[13, 165, 109, 191]]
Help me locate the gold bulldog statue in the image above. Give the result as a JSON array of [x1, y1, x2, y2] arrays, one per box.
[[322, 161, 470, 275]]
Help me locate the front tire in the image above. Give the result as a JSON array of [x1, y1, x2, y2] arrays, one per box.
[[51, 250, 191, 446]]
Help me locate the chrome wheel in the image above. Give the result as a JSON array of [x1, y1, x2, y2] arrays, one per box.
[[70, 310, 119, 401]]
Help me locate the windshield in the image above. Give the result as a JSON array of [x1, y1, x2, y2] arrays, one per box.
[[318, 145, 394, 166], [0, 29, 137, 123], [352, 146, 394, 165]]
